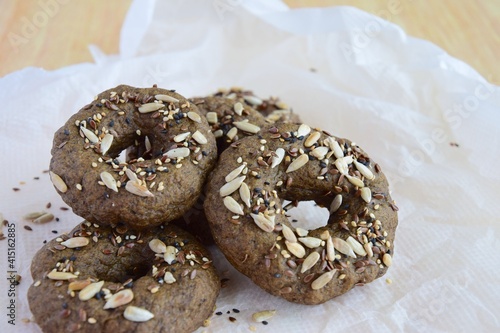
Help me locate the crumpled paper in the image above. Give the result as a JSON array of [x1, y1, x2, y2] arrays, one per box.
[[1, 0, 499, 332]]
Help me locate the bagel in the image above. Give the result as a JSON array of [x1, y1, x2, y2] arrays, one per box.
[[204, 123, 398, 304], [28, 222, 219, 333], [49, 85, 217, 229]]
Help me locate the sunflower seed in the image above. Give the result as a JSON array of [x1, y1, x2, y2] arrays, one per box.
[[101, 134, 113, 155], [334, 158, 349, 175], [271, 148, 285, 168], [220, 176, 246, 197], [239, 182, 251, 208], [47, 270, 77, 280], [329, 194, 342, 214], [125, 169, 138, 182], [124, 305, 154, 322], [354, 160, 375, 180], [333, 237, 356, 258], [233, 121, 261, 134], [225, 164, 246, 182], [103, 289, 134, 309], [223, 196, 244, 215], [252, 310, 276, 323], [304, 131, 321, 147], [60, 237, 89, 248], [383, 253, 393, 266], [173, 132, 191, 142], [164, 272, 176, 284], [346, 175, 364, 188], [360, 187, 371, 203], [310, 146, 329, 159], [326, 236, 335, 261], [297, 124, 311, 137], [281, 225, 297, 243], [144, 136, 152, 151], [164, 246, 177, 265], [155, 94, 179, 103], [285, 240, 306, 258], [346, 236, 367, 256], [50, 171, 68, 193], [298, 237, 322, 248], [100, 171, 118, 192], [79, 281, 104, 301], [138, 102, 164, 113], [192, 131, 208, 145], [23, 211, 47, 220], [206, 112, 218, 124], [80, 126, 99, 143], [187, 111, 201, 123], [311, 269, 337, 290], [226, 127, 238, 140], [68, 280, 91, 291], [164, 147, 190, 158], [243, 95, 263, 106], [234, 102, 244, 116], [149, 239, 167, 254], [250, 213, 275, 233], [364, 243, 374, 258], [125, 181, 154, 197], [33, 213, 54, 224], [329, 138, 344, 158], [301, 251, 320, 273], [286, 154, 309, 173]]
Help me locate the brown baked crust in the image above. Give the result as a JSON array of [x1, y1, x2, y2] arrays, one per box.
[[49, 85, 217, 229], [28, 222, 220, 333], [204, 123, 398, 305]]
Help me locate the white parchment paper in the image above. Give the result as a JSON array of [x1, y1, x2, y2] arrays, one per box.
[[1, 1, 499, 332]]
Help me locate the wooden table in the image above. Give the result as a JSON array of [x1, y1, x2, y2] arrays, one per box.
[[1, 0, 498, 83]]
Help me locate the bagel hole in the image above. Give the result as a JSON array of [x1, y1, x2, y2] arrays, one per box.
[[285, 200, 329, 230]]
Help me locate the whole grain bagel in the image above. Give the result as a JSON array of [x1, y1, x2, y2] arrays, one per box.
[[49, 85, 217, 229], [28, 222, 220, 333], [204, 123, 398, 304]]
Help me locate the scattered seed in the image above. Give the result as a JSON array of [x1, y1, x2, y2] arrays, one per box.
[[383, 253, 393, 266], [125, 180, 154, 197], [252, 310, 276, 323], [360, 187, 371, 203], [79, 281, 104, 301], [346, 236, 367, 256], [103, 289, 134, 309], [239, 182, 251, 208], [301, 251, 320, 273], [326, 236, 335, 261], [138, 102, 164, 113], [192, 131, 208, 145], [354, 160, 375, 180], [47, 270, 77, 280], [124, 305, 154, 322], [223, 196, 244, 215], [286, 154, 309, 173], [304, 131, 321, 147], [346, 175, 364, 188], [206, 112, 218, 124], [311, 269, 337, 290], [187, 111, 202, 123], [250, 213, 274, 233], [364, 243, 374, 258], [173, 132, 191, 142], [149, 239, 167, 254], [49, 171, 68, 193], [281, 225, 297, 243], [100, 171, 118, 192], [233, 121, 261, 134], [271, 148, 285, 168], [80, 126, 98, 143], [285, 240, 306, 258], [329, 194, 342, 214], [225, 164, 246, 182], [164, 246, 177, 265], [297, 124, 311, 137], [333, 237, 356, 258], [310, 146, 329, 159], [164, 271, 176, 284], [23, 211, 47, 220], [220, 176, 246, 197], [68, 280, 91, 291], [298, 237, 322, 248], [155, 94, 179, 103], [33, 213, 54, 224], [101, 134, 113, 155], [60, 237, 89, 248], [233, 102, 244, 116]]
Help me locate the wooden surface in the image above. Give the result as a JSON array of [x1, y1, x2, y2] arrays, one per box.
[[1, 0, 498, 83]]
